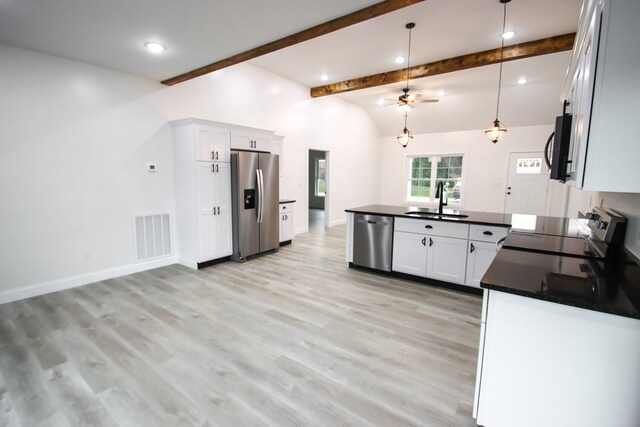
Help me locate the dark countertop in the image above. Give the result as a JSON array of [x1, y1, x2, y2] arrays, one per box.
[[481, 249, 640, 320], [345, 204, 512, 227], [279, 199, 296, 204]]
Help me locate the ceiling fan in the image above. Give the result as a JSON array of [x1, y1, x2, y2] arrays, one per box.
[[385, 87, 438, 113], [384, 23, 439, 113]]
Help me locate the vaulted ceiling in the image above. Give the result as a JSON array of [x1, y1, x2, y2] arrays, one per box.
[[0, 0, 584, 135]]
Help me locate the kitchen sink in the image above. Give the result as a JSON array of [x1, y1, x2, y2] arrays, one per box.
[[405, 211, 469, 220]]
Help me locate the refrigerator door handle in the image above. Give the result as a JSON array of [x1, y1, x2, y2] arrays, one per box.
[[256, 169, 262, 224], [258, 169, 265, 223]]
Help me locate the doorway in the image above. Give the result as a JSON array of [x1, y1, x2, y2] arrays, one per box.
[[504, 152, 550, 215], [308, 149, 329, 230]]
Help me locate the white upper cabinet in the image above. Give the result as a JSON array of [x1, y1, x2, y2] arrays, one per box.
[[230, 129, 271, 152], [563, 0, 640, 192], [194, 125, 231, 162]]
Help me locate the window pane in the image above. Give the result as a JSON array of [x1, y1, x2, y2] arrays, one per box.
[[410, 180, 430, 198]]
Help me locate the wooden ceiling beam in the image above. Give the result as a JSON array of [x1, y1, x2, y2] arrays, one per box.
[[310, 32, 576, 97], [161, 0, 425, 86]]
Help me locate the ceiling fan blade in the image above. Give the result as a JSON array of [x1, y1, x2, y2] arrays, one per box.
[[412, 98, 439, 103]]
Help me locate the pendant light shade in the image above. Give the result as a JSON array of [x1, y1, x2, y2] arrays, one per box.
[[397, 22, 415, 148], [484, 119, 507, 143], [485, 0, 511, 144]]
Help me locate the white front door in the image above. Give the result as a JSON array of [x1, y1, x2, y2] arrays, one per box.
[[504, 152, 550, 215]]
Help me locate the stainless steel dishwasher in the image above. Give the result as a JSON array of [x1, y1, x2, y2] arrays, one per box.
[[353, 214, 393, 271]]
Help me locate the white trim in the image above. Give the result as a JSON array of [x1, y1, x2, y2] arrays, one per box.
[[176, 257, 198, 270], [0, 256, 178, 305], [329, 218, 346, 227]]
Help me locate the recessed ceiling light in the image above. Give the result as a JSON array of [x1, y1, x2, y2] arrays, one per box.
[[377, 98, 385, 106], [518, 77, 528, 85], [320, 74, 329, 81], [144, 42, 166, 53], [395, 56, 405, 64], [501, 31, 516, 40], [438, 89, 446, 97]]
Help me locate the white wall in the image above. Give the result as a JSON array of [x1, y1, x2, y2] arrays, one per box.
[[378, 125, 556, 213], [0, 44, 381, 301]]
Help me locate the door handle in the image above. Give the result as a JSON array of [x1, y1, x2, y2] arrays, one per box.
[[421, 237, 426, 246], [429, 238, 433, 247], [470, 242, 475, 253]]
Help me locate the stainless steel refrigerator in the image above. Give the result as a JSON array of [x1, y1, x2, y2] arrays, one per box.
[[230, 151, 279, 261]]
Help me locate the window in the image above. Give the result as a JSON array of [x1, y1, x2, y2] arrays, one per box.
[[315, 158, 326, 196], [407, 155, 464, 205]]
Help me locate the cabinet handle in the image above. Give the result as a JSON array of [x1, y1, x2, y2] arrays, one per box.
[[216, 164, 219, 173], [429, 238, 433, 247], [470, 242, 475, 253], [483, 231, 493, 236], [211, 150, 215, 160], [285, 214, 288, 220], [215, 151, 219, 160], [211, 164, 215, 173], [425, 225, 433, 229], [421, 237, 426, 246], [213, 206, 216, 215], [217, 207, 220, 215]]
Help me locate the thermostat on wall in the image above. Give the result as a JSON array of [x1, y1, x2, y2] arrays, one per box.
[[146, 162, 157, 173]]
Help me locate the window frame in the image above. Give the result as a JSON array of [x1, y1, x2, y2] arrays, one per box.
[[315, 158, 326, 197], [405, 154, 465, 207]]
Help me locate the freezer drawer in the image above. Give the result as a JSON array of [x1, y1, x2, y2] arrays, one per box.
[[353, 214, 393, 272]]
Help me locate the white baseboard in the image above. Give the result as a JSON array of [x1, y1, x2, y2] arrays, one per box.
[[329, 218, 346, 227], [294, 226, 307, 236], [176, 257, 198, 269], [0, 256, 179, 305]]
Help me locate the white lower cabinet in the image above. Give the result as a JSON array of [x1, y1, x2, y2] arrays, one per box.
[[196, 162, 232, 262], [279, 202, 294, 243], [426, 235, 468, 285], [392, 218, 509, 288], [392, 218, 469, 284], [392, 231, 428, 276], [465, 241, 500, 288]]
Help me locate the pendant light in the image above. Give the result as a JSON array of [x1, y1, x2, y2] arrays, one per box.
[[397, 23, 415, 148], [484, 0, 511, 144]]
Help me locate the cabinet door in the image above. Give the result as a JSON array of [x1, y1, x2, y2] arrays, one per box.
[[196, 162, 217, 261], [195, 125, 215, 161], [211, 127, 231, 162], [280, 212, 294, 242], [392, 231, 427, 276], [426, 236, 468, 284], [231, 130, 270, 151], [465, 241, 499, 288], [212, 162, 232, 258]]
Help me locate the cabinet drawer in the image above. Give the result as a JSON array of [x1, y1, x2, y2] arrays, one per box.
[[395, 217, 469, 239], [280, 203, 294, 214], [469, 225, 509, 243]]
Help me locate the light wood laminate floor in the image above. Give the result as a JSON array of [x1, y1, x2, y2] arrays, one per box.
[[0, 225, 482, 426]]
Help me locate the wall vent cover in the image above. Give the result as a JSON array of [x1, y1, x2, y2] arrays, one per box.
[[134, 213, 171, 261]]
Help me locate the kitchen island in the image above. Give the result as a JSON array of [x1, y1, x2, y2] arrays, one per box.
[[345, 205, 513, 293], [474, 244, 640, 427]]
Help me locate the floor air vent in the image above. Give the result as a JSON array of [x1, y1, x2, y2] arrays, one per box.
[[134, 213, 171, 261]]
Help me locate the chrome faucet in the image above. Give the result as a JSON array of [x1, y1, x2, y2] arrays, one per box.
[[435, 181, 448, 214]]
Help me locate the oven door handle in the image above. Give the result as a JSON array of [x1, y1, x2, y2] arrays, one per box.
[[544, 131, 554, 169]]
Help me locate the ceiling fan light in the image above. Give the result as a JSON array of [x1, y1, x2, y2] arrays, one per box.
[[398, 103, 412, 114], [397, 127, 413, 148], [484, 119, 507, 143]]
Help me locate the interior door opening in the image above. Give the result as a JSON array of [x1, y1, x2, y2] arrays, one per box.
[[308, 149, 329, 230]]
